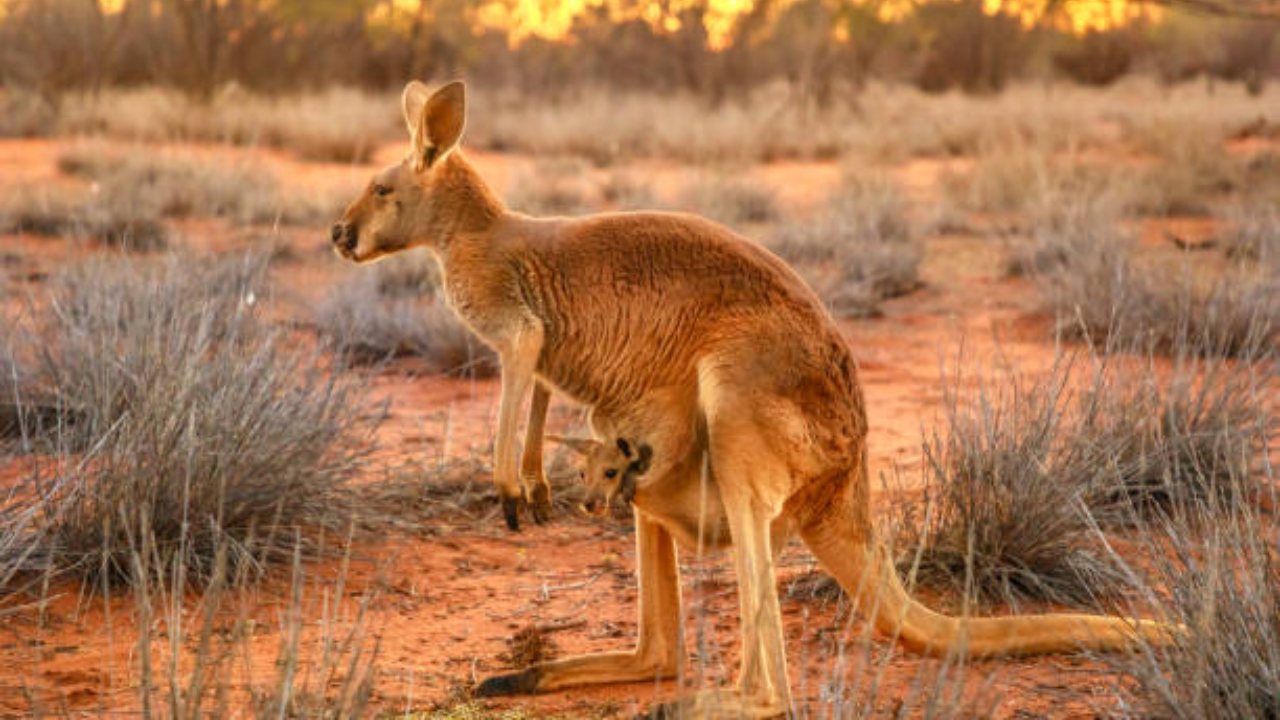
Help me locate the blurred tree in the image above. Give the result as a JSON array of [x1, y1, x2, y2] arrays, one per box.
[[0, 0, 131, 106], [1052, 28, 1137, 86], [761, 0, 895, 108], [1214, 21, 1276, 95], [914, 0, 1033, 93], [0, 0, 1277, 100]]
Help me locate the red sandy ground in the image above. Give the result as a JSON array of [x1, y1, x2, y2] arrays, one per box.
[[0, 137, 1264, 718]]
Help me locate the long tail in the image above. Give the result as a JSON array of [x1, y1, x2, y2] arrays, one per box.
[[797, 474, 1181, 658]]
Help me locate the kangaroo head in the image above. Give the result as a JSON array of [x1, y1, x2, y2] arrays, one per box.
[[549, 435, 653, 514], [331, 80, 468, 263]]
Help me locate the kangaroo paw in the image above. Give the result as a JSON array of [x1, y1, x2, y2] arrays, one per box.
[[529, 482, 553, 525], [501, 494, 525, 531], [475, 667, 542, 696]]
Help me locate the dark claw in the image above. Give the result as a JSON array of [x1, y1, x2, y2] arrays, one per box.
[[502, 495, 522, 531], [475, 668, 541, 697]]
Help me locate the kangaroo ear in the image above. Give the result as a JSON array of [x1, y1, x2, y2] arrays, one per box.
[[546, 434, 599, 457], [401, 80, 430, 139], [407, 80, 466, 172], [616, 437, 633, 458]]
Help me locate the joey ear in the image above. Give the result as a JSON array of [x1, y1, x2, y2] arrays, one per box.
[[616, 438, 633, 458], [410, 80, 466, 172], [631, 444, 653, 476], [546, 434, 599, 457]]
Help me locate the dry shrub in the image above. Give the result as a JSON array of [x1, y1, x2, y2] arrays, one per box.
[[504, 157, 597, 216], [599, 170, 657, 210], [1221, 202, 1280, 267], [95, 537, 380, 718], [1081, 358, 1271, 519], [8, 252, 376, 587], [1122, 118, 1279, 218], [420, 703, 544, 720], [360, 457, 503, 530], [888, 355, 1126, 608], [1105, 499, 1279, 720], [468, 85, 851, 165], [680, 172, 779, 227], [0, 88, 56, 138], [1039, 242, 1278, 359], [58, 87, 397, 163], [500, 625, 561, 667], [1004, 186, 1127, 277], [0, 189, 169, 250], [316, 251, 497, 375], [767, 172, 921, 317], [1004, 142, 1279, 358], [361, 449, 599, 532], [57, 144, 345, 226], [889, 342, 1273, 608], [942, 140, 1120, 216]]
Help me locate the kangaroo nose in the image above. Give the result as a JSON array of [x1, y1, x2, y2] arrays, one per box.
[[330, 224, 344, 244]]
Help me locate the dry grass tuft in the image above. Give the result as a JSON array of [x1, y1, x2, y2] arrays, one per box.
[[315, 252, 497, 375], [1, 190, 169, 250], [599, 170, 658, 211], [56, 144, 346, 227], [93, 535, 381, 717], [0, 88, 56, 138], [1003, 182, 1129, 278], [679, 172, 779, 227], [499, 625, 561, 668], [888, 355, 1126, 608], [812, 617, 1000, 718], [5, 252, 377, 587], [504, 157, 597, 216], [413, 702, 543, 720], [1105, 498, 1279, 720], [942, 141, 1120, 217], [1040, 243, 1278, 359], [468, 86, 849, 165], [1221, 202, 1280, 267], [360, 450, 600, 533], [768, 171, 921, 317], [59, 87, 397, 163], [1124, 118, 1256, 217], [888, 340, 1273, 608]]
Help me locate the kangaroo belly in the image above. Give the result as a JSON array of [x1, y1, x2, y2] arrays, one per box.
[[636, 500, 795, 555], [636, 499, 733, 550]]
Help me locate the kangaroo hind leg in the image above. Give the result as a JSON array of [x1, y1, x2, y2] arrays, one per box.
[[651, 421, 793, 719], [476, 511, 684, 695]]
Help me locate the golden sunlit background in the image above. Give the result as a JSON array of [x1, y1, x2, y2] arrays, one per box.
[[0, 0, 1275, 107]]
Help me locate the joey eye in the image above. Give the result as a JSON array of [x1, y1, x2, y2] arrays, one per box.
[[604, 469, 618, 479], [373, 184, 393, 198]]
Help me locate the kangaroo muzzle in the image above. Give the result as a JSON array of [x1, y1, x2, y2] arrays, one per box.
[[330, 223, 358, 255]]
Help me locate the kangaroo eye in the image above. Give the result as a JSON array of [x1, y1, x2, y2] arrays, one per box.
[[604, 469, 618, 479], [373, 184, 393, 197]]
